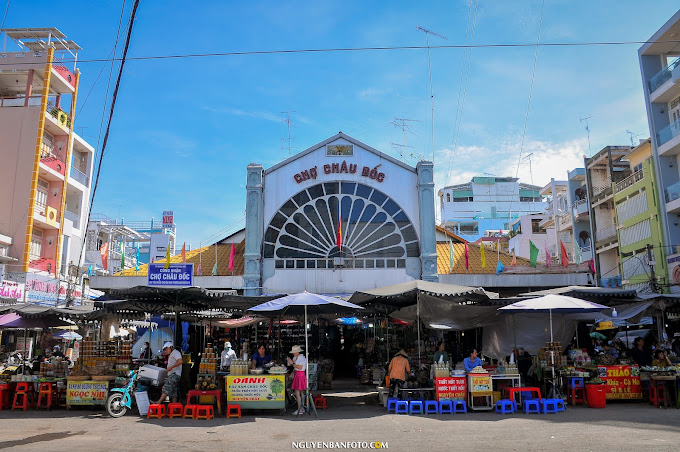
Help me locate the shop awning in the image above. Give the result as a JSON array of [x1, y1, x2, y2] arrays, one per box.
[[519, 286, 638, 300], [0, 303, 101, 320]]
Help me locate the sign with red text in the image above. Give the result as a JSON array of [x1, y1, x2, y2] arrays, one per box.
[[25, 273, 59, 305], [0, 280, 24, 301], [293, 160, 386, 184], [435, 377, 466, 400], [226, 375, 285, 409], [67, 380, 110, 406], [597, 365, 642, 400], [468, 373, 492, 393], [162, 210, 174, 228]]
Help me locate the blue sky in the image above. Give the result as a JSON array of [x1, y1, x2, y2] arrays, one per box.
[[3, 1, 679, 247]]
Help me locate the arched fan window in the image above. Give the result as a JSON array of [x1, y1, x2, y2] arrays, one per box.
[[263, 182, 419, 269]]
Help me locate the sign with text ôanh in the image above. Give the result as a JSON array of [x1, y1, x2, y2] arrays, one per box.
[[147, 263, 194, 287], [435, 377, 467, 401], [67, 380, 109, 406], [226, 375, 285, 408]]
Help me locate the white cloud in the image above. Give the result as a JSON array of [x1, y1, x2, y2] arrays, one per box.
[[202, 106, 282, 123]]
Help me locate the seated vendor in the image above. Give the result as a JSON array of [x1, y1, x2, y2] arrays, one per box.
[[464, 348, 482, 372], [433, 341, 449, 365], [252, 344, 272, 369], [603, 343, 619, 359], [651, 349, 672, 368]]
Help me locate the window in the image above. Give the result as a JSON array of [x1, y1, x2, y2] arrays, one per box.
[[446, 193, 451, 202], [326, 144, 353, 156], [459, 223, 478, 234], [453, 197, 473, 202], [520, 196, 541, 202], [30, 229, 43, 261], [633, 163, 642, 173], [531, 219, 547, 234]]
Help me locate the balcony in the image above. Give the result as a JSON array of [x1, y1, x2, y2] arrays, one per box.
[[64, 210, 80, 229], [558, 213, 572, 230], [572, 198, 589, 219], [580, 246, 593, 263], [596, 225, 617, 243], [649, 57, 680, 102], [615, 170, 645, 193], [666, 181, 680, 214], [70, 166, 89, 186], [657, 120, 680, 157], [33, 201, 60, 229]]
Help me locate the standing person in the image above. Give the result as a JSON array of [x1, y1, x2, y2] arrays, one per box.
[[286, 345, 307, 415], [630, 337, 652, 367], [433, 341, 449, 365], [464, 348, 482, 372], [220, 341, 237, 371], [139, 342, 151, 360], [152, 342, 183, 404], [387, 350, 410, 398]]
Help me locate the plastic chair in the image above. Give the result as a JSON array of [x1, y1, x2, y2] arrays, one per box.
[[183, 404, 199, 419], [424, 400, 439, 414], [386, 397, 399, 413], [167, 403, 184, 418], [36, 383, 53, 409], [12, 382, 32, 411], [314, 397, 328, 410], [394, 400, 409, 414], [195, 405, 214, 420], [147, 404, 166, 419], [226, 404, 242, 419], [439, 400, 454, 414], [408, 400, 424, 414], [541, 399, 559, 414], [523, 399, 541, 414], [452, 400, 467, 413], [495, 399, 515, 414]]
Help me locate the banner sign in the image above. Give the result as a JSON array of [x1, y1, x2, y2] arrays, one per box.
[[597, 365, 642, 400], [226, 375, 285, 402], [147, 263, 193, 287], [66, 380, 109, 406], [25, 273, 59, 305], [435, 377, 467, 400], [0, 280, 24, 301], [162, 210, 174, 228], [468, 374, 492, 393]]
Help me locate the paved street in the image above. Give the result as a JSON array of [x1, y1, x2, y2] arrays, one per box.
[[1, 386, 680, 452]]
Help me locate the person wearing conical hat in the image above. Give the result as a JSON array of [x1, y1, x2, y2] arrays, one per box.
[[387, 349, 410, 398]]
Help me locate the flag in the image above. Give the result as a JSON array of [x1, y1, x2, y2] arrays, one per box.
[[336, 217, 342, 249], [511, 252, 517, 267], [197, 262, 202, 275], [165, 244, 171, 269], [464, 243, 469, 270], [87, 264, 92, 278], [545, 242, 552, 268], [100, 242, 109, 271], [529, 240, 539, 268], [212, 261, 218, 276], [228, 242, 236, 273], [120, 240, 125, 271], [449, 240, 454, 272], [480, 242, 486, 269], [589, 258, 596, 274], [575, 243, 582, 265], [181, 242, 186, 263], [496, 260, 505, 275], [560, 240, 569, 267], [135, 247, 140, 273]]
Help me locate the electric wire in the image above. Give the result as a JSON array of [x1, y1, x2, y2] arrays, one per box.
[[0, 0, 10, 30]]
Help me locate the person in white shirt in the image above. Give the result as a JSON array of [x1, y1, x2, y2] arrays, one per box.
[[152, 342, 183, 404], [287, 345, 307, 415], [221, 341, 237, 370]]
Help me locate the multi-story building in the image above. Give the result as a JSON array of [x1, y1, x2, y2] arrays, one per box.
[[538, 179, 571, 261], [508, 213, 555, 262], [0, 28, 94, 304], [438, 176, 546, 242], [567, 168, 593, 264], [639, 10, 680, 292]]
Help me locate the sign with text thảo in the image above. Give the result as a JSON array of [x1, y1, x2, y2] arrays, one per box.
[[468, 374, 492, 393], [435, 377, 467, 401], [598, 365, 642, 400], [67, 380, 109, 406], [147, 263, 193, 287]]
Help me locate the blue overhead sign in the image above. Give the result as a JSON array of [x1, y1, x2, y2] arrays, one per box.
[[147, 263, 194, 287]]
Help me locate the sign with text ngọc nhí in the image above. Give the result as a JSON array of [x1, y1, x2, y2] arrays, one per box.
[[147, 263, 194, 287], [67, 380, 109, 405]]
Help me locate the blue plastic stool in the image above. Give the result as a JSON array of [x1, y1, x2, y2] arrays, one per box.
[[386, 397, 399, 413], [541, 399, 559, 414], [424, 400, 439, 414], [520, 391, 533, 401], [439, 400, 454, 414], [408, 400, 424, 414], [495, 399, 516, 414], [523, 399, 541, 414], [554, 399, 566, 412], [453, 400, 467, 413], [569, 377, 584, 388], [394, 400, 409, 414]]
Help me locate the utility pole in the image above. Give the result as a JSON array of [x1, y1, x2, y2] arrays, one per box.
[[647, 244, 658, 293], [580, 116, 593, 157], [417, 26, 448, 163], [626, 129, 641, 147], [281, 111, 296, 157]]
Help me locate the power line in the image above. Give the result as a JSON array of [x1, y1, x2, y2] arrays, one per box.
[[0, 0, 10, 30], [417, 26, 448, 163]]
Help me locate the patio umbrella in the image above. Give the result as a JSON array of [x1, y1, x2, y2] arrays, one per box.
[[589, 331, 607, 340], [55, 331, 82, 340], [0, 313, 71, 329], [248, 291, 364, 417]]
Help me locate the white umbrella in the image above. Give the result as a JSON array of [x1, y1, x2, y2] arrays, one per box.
[[54, 331, 82, 340]]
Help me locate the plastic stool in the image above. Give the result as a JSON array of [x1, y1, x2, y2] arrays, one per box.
[[314, 397, 328, 410], [650, 382, 666, 406], [195, 405, 214, 420], [554, 399, 566, 412], [147, 404, 166, 419], [541, 399, 559, 414], [226, 404, 242, 419], [386, 397, 399, 413], [408, 400, 424, 414], [394, 400, 409, 414], [495, 399, 516, 414], [439, 400, 454, 414], [567, 377, 586, 406], [424, 400, 439, 414], [12, 382, 32, 411], [183, 404, 199, 419], [523, 399, 541, 414], [167, 403, 184, 418], [453, 400, 467, 413], [36, 383, 53, 409]]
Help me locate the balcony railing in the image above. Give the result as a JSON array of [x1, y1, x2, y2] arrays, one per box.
[[573, 198, 587, 208], [558, 213, 572, 228], [596, 225, 617, 242], [649, 57, 680, 93], [615, 169, 645, 193], [592, 177, 612, 196], [64, 210, 79, 229], [70, 166, 89, 186], [666, 181, 680, 203], [658, 119, 680, 147], [34, 200, 47, 216]]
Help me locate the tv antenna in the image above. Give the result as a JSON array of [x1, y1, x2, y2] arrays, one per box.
[[580, 116, 593, 157], [281, 111, 296, 157], [417, 25, 448, 163], [626, 129, 641, 147], [390, 117, 420, 161], [390, 142, 416, 162], [521, 152, 535, 212]]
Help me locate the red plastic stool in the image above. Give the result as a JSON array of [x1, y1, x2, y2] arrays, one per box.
[[12, 382, 32, 411], [314, 397, 328, 410], [36, 383, 54, 409], [226, 404, 241, 419], [650, 382, 666, 406], [0, 387, 11, 410], [183, 404, 199, 419], [195, 405, 214, 420], [167, 403, 184, 418], [147, 404, 166, 419]]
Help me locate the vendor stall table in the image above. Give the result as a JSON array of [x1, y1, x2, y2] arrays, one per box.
[[225, 375, 286, 412], [650, 376, 678, 409], [491, 375, 521, 392], [504, 386, 542, 404], [187, 389, 223, 415]]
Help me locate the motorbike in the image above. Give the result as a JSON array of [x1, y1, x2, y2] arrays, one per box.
[[106, 365, 165, 418], [0, 352, 38, 376]]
